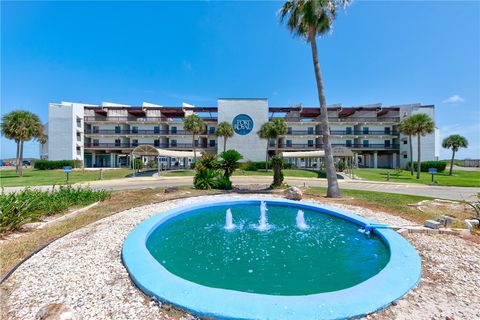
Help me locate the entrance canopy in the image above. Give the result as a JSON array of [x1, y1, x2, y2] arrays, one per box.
[[131, 145, 196, 158]]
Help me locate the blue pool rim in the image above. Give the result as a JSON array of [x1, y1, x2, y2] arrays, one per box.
[[122, 198, 421, 320]]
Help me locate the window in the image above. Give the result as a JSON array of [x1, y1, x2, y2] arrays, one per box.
[[403, 140, 408, 145], [154, 126, 160, 134], [76, 132, 81, 142], [115, 139, 121, 147], [170, 126, 177, 134], [209, 127, 215, 134], [403, 154, 408, 159], [76, 147, 81, 155], [154, 139, 160, 147], [287, 127, 292, 134], [194, 140, 199, 147], [346, 140, 352, 147], [307, 127, 313, 134], [363, 127, 369, 134], [384, 140, 391, 148], [307, 140, 314, 147], [132, 139, 138, 147], [384, 127, 391, 134], [93, 126, 99, 133], [286, 140, 292, 147], [269, 140, 275, 147], [346, 127, 352, 134], [76, 118, 82, 128], [171, 140, 177, 147], [132, 126, 138, 134], [93, 139, 99, 147], [115, 126, 121, 134], [363, 140, 369, 147], [209, 140, 215, 147]]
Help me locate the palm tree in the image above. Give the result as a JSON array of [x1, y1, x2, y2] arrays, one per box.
[[280, 0, 349, 197], [1, 110, 43, 177], [270, 118, 288, 155], [398, 117, 416, 175], [257, 122, 276, 170], [183, 114, 205, 162], [442, 134, 468, 175], [215, 121, 234, 152], [219, 149, 243, 179], [409, 114, 435, 179]]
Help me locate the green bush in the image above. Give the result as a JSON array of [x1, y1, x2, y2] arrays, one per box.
[[0, 186, 111, 233], [193, 168, 220, 190], [34, 160, 78, 170], [215, 176, 233, 190], [337, 160, 346, 172], [408, 161, 447, 173], [131, 158, 144, 170]]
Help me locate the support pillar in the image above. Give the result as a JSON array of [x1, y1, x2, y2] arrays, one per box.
[[373, 152, 378, 169], [316, 157, 320, 170], [392, 153, 397, 169], [92, 152, 96, 167]]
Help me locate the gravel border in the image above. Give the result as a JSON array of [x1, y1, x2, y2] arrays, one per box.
[[2, 194, 479, 320]]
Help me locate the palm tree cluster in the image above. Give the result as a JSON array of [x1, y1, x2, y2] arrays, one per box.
[[1, 110, 47, 177], [442, 134, 468, 175], [280, 0, 350, 197], [398, 114, 435, 179]]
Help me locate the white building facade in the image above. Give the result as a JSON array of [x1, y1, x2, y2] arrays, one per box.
[[43, 99, 438, 169]]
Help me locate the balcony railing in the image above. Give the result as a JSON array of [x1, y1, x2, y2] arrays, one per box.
[[270, 143, 400, 150], [283, 130, 399, 136], [84, 116, 165, 123], [84, 129, 201, 135], [327, 117, 400, 123], [84, 142, 215, 149]]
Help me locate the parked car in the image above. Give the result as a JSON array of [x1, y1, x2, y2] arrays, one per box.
[[22, 160, 31, 166], [3, 161, 12, 166]]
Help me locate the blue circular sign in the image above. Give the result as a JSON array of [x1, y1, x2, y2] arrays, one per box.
[[232, 114, 254, 135]]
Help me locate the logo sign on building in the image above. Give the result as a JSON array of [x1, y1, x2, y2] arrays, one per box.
[[232, 114, 254, 135]]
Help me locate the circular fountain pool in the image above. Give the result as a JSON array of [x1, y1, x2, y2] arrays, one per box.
[[122, 198, 421, 319]]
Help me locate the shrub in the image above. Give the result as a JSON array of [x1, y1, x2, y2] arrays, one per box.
[[0, 186, 111, 233], [131, 158, 144, 170], [195, 155, 218, 170], [193, 168, 220, 190], [219, 150, 243, 178], [147, 160, 157, 169], [337, 160, 346, 172], [34, 160, 77, 170], [190, 161, 196, 169], [408, 161, 447, 173], [215, 176, 233, 190]]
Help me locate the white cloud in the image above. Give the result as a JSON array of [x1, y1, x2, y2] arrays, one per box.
[[442, 95, 465, 104]]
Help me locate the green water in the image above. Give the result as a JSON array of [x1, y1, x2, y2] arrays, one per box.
[[146, 203, 390, 295]]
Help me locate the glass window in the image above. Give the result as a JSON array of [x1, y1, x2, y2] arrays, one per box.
[[384, 127, 391, 134], [286, 140, 292, 147], [363, 140, 369, 147], [154, 139, 160, 147], [154, 126, 160, 134], [93, 126, 99, 133], [385, 140, 391, 147], [93, 139, 99, 146], [194, 140, 199, 147], [307, 127, 314, 134], [307, 140, 314, 147], [287, 127, 292, 134], [115, 126, 121, 134], [346, 140, 352, 147], [132, 126, 138, 134], [171, 140, 177, 147], [403, 154, 408, 159], [403, 140, 408, 144], [115, 139, 121, 147], [171, 126, 177, 134], [346, 127, 352, 134], [363, 127, 369, 134], [209, 127, 215, 134], [209, 140, 215, 147]]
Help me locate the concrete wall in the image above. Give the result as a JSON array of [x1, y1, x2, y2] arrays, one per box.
[[217, 99, 268, 161], [47, 102, 85, 161]]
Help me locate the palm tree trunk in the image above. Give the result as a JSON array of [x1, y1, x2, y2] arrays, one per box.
[[416, 134, 421, 179], [18, 140, 24, 177], [265, 141, 269, 171], [409, 135, 413, 175], [223, 137, 227, 153], [15, 140, 20, 174], [192, 134, 197, 162], [449, 150, 455, 175], [309, 30, 340, 197]]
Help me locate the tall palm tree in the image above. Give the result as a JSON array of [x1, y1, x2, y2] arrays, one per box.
[[183, 114, 205, 162], [257, 122, 276, 170], [215, 121, 234, 152], [409, 114, 435, 179], [442, 134, 468, 175], [398, 117, 416, 175], [280, 0, 349, 197], [1, 110, 43, 177]]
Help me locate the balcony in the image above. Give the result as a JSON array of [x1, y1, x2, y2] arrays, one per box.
[[84, 142, 215, 150], [327, 117, 400, 123], [282, 130, 399, 136], [84, 116, 165, 123], [84, 129, 197, 135], [270, 143, 400, 150]]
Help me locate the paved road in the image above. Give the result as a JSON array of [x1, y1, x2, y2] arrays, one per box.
[[4, 176, 479, 201]]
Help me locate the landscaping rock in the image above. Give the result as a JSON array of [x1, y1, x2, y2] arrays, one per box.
[[425, 220, 441, 229], [35, 303, 81, 320], [164, 186, 179, 193], [284, 187, 303, 200]]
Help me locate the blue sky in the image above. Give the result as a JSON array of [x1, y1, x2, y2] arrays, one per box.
[[2, 1, 479, 159]]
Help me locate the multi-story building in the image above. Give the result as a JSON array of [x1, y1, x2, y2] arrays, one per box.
[[42, 98, 439, 169]]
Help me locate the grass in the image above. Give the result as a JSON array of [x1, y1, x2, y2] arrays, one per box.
[[162, 169, 320, 178], [353, 168, 480, 187], [0, 168, 132, 187]]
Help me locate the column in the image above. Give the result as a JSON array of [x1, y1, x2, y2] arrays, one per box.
[[110, 153, 115, 168], [373, 152, 378, 169], [392, 153, 397, 169], [92, 152, 96, 167], [317, 157, 320, 170]]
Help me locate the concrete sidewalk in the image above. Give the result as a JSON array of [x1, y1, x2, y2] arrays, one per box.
[[3, 175, 479, 201]]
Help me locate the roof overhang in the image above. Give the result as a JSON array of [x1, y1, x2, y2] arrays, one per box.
[[131, 145, 196, 158]]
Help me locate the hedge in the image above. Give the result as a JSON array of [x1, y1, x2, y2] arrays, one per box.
[[240, 161, 293, 171], [34, 160, 82, 170], [408, 161, 447, 173]]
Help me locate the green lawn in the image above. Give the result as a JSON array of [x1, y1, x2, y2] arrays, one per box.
[[161, 169, 320, 178], [0, 168, 132, 187], [353, 168, 480, 187]]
